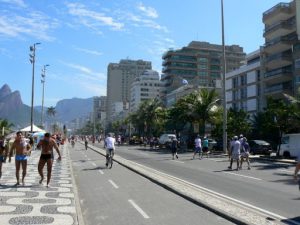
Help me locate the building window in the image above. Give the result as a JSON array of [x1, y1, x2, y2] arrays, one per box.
[[240, 75, 247, 86], [295, 58, 300, 69], [232, 77, 238, 88], [257, 70, 260, 81]]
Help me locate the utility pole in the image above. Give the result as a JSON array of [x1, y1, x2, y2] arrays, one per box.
[[41, 64, 49, 128], [29, 42, 41, 133], [221, 0, 227, 154]]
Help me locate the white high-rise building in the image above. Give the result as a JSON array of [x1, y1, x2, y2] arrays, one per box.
[[106, 59, 152, 124], [130, 70, 161, 112], [226, 50, 261, 116]]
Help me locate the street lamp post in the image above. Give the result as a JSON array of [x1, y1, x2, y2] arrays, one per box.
[[29, 42, 41, 133], [41, 64, 49, 128], [221, 0, 227, 154]]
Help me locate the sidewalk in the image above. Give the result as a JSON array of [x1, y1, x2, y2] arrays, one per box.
[[0, 144, 80, 225]]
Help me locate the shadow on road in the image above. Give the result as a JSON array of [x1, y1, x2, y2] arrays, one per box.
[[82, 166, 106, 171]]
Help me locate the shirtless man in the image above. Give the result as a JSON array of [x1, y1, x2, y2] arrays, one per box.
[[37, 132, 61, 187], [9, 131, 31, 186]]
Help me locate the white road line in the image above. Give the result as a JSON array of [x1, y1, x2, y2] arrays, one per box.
[[108, 179, 119, 189], [207, 158, 228, 162], [128, 199, 150, 219], [223, 172, 262, 181], [91, 162, 97, 167], [171, 160, 184, 164], [98, 169, 104, 175], [277, 169, 293, 173]]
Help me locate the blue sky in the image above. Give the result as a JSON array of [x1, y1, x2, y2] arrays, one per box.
[[0, 0, 290, 107]]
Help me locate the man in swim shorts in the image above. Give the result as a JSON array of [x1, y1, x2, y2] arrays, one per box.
[[37, 132, 61, 187], [9, 131, 31, 186]]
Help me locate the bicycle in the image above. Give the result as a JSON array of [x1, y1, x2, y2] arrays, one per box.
[[106, 149, 114, 169]]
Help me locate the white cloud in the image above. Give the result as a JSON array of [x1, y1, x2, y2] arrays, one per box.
[[66, 2, 124, 31], [0, 0, 26, 8], [0, 10, 59, 41], [73, 47, 103, 56], [62, 62, 106, 81], [137, 2, 158, 18], [126, 13, 168, 33]]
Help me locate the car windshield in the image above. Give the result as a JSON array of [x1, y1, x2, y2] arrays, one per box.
[[254, 140, 269, 145]]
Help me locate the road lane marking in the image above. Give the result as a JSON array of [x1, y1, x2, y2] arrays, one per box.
[[207, 158, 228, 162], [171, 160, 184, 164], [223, 172, 262, 181], [108, 180, 119, 189], [98, 170, 104, 175], [277, 169, 293, 173], [91, 162, 97, 167], [128, 199, 150, 219]]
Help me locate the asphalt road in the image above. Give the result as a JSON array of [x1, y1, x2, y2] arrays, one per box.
[[93, 143, 300, 224], [70, 143, 234, 225]]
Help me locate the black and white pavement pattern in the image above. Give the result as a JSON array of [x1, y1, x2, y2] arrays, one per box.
[[0, 144, 77, 225]]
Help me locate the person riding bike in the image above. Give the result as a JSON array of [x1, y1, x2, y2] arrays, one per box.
[[104, 133, 116, 168]]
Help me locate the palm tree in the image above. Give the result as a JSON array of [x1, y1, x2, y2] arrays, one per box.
[[184, 89, 220, 136], [0, 119, 14, 136], [47, 106, 56, 133]]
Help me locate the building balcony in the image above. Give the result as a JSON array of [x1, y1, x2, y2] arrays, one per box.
[[263, 3, 292, 26], [263, 18, 295, 39], [265, 51, 292, 70], [264, 34, 297, 54], [264, 82, 293, 98], [264, 66, 293, 85]]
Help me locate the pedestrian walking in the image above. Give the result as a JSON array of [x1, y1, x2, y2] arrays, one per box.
[[192, 135, 202, 159], [0, 135, 6, 180], [202, 136, 209, 158], [170, 136, 179, 160], [37, 133, 61, 187], [228, 136, 240, 170], [294, 152, 300, 190], [8, 131, 32, 186], [240, 137, 251, 170]]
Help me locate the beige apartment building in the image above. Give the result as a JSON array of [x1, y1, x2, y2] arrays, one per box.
[[106, 59, 152, 124], [261, 0, 300, 109], [161, 41, 246, 103]]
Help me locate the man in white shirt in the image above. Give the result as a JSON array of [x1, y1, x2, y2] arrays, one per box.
[[192, 135, 202, 159], [104, 133, 116, 167]]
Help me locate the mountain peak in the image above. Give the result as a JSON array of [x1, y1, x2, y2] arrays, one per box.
[[0, 84, 12, 99]]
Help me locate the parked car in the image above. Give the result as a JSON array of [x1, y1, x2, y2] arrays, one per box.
[[208, 139, 217, 151], [248, 140, 273, 155], [158, 134, 176, 148]]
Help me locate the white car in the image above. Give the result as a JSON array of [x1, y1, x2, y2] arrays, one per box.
[[158, 134, 176, 148]]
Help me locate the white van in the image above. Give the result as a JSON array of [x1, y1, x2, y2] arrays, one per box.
[[279, 133, 300, 159]]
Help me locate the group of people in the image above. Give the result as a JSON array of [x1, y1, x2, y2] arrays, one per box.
[[192, 135, 209, 160], [228, 135, 251, 171], [0, 131, 61, 187]]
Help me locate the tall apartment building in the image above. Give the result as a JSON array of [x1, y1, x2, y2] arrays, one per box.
[[226, 50, 262, 115], [106, 59, 152, 124], [93, 96, 106, 124], [130, 69, 161, 112], [262, 0, 300, 109], [161, 41, 246, 102]]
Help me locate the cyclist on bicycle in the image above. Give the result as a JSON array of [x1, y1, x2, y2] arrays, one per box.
[[104, 133, 116, 168]]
